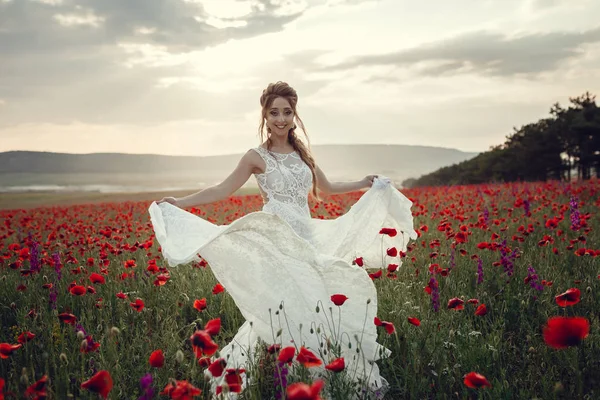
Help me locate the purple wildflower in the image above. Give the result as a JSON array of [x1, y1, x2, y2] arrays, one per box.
[[476, 257, 484, 284], [52, 252, 62, 281], [569, 196, 581, 231], [273, 361, 289, 399], [29, 240, 40, 273], [449, 247, 456, 270], [483, 207, 489, 225], [526, 265, 544, 291], [48, 286, 58, 310], [523, 198, 531, 217], [138, 373, 154, 400], [74, 323, 87, 336], [499, 240, 517, 277]]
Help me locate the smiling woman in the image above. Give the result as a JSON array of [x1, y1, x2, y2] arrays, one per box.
[[150, 81, 418, 397]]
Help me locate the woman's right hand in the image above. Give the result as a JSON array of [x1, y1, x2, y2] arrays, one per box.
[[157, 196, 178, 206]]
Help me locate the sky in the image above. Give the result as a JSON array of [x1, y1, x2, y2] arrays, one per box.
[[0, 0, 599, 157]]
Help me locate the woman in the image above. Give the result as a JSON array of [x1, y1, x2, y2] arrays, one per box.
[[149, 81, 417, 398]]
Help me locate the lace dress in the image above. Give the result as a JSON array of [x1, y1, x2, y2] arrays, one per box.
[[148, 146, 418, 398]]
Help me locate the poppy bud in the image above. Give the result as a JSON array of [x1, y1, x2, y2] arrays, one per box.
[[110, 327, 120, 337], [528, 347, 535, 353], [554, 382, 564, 392], [175, 350, 184, 363], [367, 298, 371, 304], [77, 331, 85, 340], [80, 339, 89, 351], [10, 302, 16, 309], [20, 367, 29, 385], [586, 286, 592, 293], [60, 352, 68, 364]]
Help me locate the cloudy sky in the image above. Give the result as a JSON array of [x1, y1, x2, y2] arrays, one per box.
[[0, 0, 599, 156]]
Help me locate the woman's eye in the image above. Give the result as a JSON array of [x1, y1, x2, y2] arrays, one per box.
[[270, 112, 277, 116]]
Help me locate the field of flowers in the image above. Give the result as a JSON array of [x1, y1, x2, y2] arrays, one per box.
[[0, 179, 598, 399]]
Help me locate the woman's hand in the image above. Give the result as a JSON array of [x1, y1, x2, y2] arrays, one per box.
[[157, 196, 179, 207], [362, 174, 379, 188]]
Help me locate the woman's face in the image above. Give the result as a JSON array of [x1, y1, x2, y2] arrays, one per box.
[[265, 97, 294, 138]]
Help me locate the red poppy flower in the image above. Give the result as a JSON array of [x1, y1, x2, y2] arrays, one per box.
[[204, 318, 221, 336], [193, 298, 207, 312], [353, 257, 364, 267], [69, 285, 86, 296], [130, 299, 145, 312], [467, 298, 479, 305], [25, 375, 48, 399], [208, 358, 226, 377], [160, 380, 202, 399], [379, 228, 397, 237], [369, 270, 382, 280], [296, 347, 322, 368], [463, 372, 491, 389], [287, 380, 324, 400], [386, 247, 398, 257], [89, 273, 105, 284], [0, 343, 22, 359], [212, 283, 224, 295], [475, 304, 487, 316], [447, 298, 464, 310], [407, 317, 420, 326], [543, 316, 589, 349], [374, 317, 395, 334], [224, 368, 244, 393], [149, 349, 165, 368], [58, 313, 78, 324], [325, 357, 345, 372], [190, 330, 219, 357], [555, 288, 581, 307], [278, 346, 296, 363], [116, 292, 128, 299], [330, 294, 348, 306], [81, 370, 113, 399], [17, 331, 36, 344], [387, 264, 399, 273], [455, 231, 468, 244]]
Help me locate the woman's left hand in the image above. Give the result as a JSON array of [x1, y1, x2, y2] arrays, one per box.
[[363, 174, 379, 188]]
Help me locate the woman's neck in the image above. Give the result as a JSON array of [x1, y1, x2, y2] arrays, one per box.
[[267, 135, 292, 151]]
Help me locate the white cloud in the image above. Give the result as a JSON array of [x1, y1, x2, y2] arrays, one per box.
[[33, 0, 64, 5], [53, 10, 105, 28]]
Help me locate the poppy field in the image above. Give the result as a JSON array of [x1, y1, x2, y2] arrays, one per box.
[[0, 179, 599, 399]]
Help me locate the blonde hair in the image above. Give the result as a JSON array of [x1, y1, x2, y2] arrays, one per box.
[[258, 81, 320, 201]]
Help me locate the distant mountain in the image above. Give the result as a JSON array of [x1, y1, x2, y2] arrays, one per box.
[[0, 145, 479, 190]]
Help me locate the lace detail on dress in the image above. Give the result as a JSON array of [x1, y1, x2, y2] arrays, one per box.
[[251, 146, 314, 240]]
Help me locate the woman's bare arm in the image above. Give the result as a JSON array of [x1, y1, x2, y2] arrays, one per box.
[[176, 150, 260, 208], [315, 165, 370, 196]]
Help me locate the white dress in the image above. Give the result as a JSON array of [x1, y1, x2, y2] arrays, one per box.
[[148, 146, 418, 398]]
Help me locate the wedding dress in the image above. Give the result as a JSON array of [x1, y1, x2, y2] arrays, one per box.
[[148, 146, 418, 398]]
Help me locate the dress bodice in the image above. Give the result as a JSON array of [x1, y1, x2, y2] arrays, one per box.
[[251, 146, 314, 239]]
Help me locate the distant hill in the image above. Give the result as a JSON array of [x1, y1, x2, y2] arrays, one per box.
[[0, 145, 479, 191]]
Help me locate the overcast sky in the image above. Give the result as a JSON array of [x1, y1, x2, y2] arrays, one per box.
[[0, 0, 599, 156]]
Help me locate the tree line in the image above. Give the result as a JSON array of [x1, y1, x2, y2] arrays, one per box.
[[402, 92, 599, 188]]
